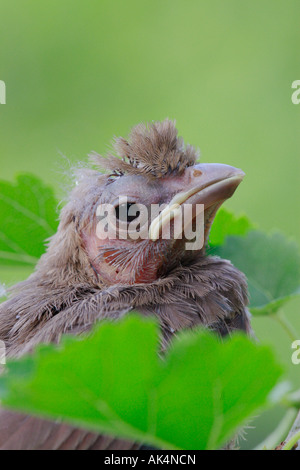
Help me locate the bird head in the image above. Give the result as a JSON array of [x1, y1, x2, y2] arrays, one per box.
[[81, 120, 244, 286]]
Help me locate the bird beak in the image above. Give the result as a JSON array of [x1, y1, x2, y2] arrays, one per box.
[[148, 163, 245, 244]]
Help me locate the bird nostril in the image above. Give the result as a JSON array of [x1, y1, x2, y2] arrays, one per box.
[[193, 169, 203, 177]]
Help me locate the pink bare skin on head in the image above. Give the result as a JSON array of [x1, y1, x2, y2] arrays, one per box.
[[82, 162, 244, 285]]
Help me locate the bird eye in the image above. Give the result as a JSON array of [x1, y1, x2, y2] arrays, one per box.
[[115, 203, 140, 223]]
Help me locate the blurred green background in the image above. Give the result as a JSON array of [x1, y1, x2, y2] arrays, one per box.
[[0, 0, 299, 449]]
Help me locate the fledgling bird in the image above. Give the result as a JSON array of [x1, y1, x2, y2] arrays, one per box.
[[0, 120, 250, 449]]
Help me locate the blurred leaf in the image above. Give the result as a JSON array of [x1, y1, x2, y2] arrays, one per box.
[[0, 315, 283, 450], [0, 174, 58, 266], [209, 208, 254, 247], [213, 231, 300, 316], [283, 389, 300, 409]]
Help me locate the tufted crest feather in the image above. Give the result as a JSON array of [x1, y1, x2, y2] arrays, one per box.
[[89, 119, 199, 178]]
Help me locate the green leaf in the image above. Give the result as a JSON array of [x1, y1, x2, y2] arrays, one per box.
[[208, 208, 254, 247], [0, 174, 59, 266], [213, 231, 300, 316], [0, 315, 283, 450]]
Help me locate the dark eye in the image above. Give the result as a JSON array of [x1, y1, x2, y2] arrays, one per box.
[[115, 203, 140, 223]]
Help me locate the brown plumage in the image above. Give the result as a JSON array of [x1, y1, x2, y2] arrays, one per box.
[[0, 119, 251, 449]]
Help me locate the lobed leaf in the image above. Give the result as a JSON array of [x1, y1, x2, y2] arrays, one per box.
[[213, 231, 300, 316], [0, 315, 283, 450], [0, 174, 58, 266], [208, 207, 254, 247]]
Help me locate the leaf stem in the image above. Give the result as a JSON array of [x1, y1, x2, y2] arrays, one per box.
[[282, 430, 300, 450], [282, 410, 300, 450], [254, 408, 298, 450], [271, 311, 300, 342]]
